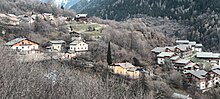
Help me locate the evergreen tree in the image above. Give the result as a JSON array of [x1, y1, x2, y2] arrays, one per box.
[[61, 5, 64, 10], [107, 42, 112, 65], [132, 57, 141, 67]]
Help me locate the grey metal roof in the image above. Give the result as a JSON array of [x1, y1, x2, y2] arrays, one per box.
[[176, 40, 189, 44], [115, 62, 135, 69], [212, 69, 220, 75], [157, 52, 175, 57], [49, 40, 65, 44], [70, 40, 84, 45], [187, 70, 207, 79], [175, 59, 190, 64], [195, 44, 203, 47], [196, 52, 220, 59], [170, 55, 180, 61], [5, 38, 27, 46], [184, 63, 196, 69], [189, 41, 196, 45], [171, 93, 191, 99], [151, 47, 166, 53], [211, 65, 220, 70], [176, 44, 189, 51], [165, 46, 175, 51]]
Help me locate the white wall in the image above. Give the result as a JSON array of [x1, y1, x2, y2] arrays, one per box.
[[52, 44, 63, 51], [157, 57, 164, 65], [70, 42, 88, 52], [195, 48, 202, 52], [12, 45, 39, 51], [199, 81, 206, 90]]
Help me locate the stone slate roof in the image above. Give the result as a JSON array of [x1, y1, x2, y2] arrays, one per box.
[[170, 55, 180, 61], [196, 52, 220, 59], [70, 40, 84, 45], [184, 63, 196, 69], [212, 69, 220, 75], [175, 59, 190, 64], [151, 47, 166, 53], [176, 40, 189, 44], [49, 40, 65, 44], [157, 52, 175, 57], [211, 65, 220, 70], [185, 70, 207, 79], [114, 62, 135, 69], [5, 38, 26, 46]]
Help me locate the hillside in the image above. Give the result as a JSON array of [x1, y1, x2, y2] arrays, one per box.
[[72, 0, 220, 52], [72, 0, 220, 21]]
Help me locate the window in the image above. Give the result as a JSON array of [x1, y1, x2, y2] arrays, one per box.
[[16, 47, 18, 49], [22, 42, 24, 45], [81, 47, 83, 49], [58, 46, 60, 48], [22, 47, 24, 49], [85, 47, 87, 49], [70, 47, 72, 49]]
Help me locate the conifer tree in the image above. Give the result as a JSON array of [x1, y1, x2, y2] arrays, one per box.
[[107, 42, 112, 65]]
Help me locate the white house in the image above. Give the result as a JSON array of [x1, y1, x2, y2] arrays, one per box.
[[208, 65, 220, 86], [188, 41, 196, 51], [49, 40, 66, 52], [157, 52, 175, 65], [195, 44, 203, 52], [5, 38, 39, 54], [184, 70, 207, 90], [70, 41, 88, 52]]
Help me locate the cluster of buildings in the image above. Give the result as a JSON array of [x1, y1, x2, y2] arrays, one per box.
[[4, 31, 89, 59], [152, 40, 220, 90], [0, 12, 89, 26]]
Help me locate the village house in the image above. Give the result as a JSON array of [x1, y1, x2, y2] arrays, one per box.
[[109, 62, 145, 79], [69, 31, 82, 41], [42, 13, 54, 21], [7, 14, 20, 26], [170, 55, 180, 63], [49, 40, 66, 52], [75, 14, 88, 23], [183, 62, 200, 71], [184, 70, 207, 90], [69, 40, 88, 53], [208, 65, 220, 86], [18, 15, 35, 24], [188, 41, 196, 51], [5, 38, 39, 54], [63, 51, 76, 59], [174, 59, 191, 71], [0, 13, 20, 26], [196, 52, 220, 66], [175, 44, 192, 58], [157, 52, 175, 65], [195, 44, 203, 52]]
